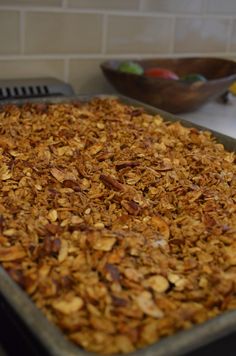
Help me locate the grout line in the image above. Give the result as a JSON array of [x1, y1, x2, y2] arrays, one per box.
[[19, 10, 25, 55], [0, 5, 235, 20], [64, 58, 69, 82], [139, 0, 145, 12], [0, 52, 235, 61], [101, 14, 108, 54], [169, 17, 176, 54], [226, 18, 234, 52], [62, 0, 68, 9], [202, 0, 208, 15]]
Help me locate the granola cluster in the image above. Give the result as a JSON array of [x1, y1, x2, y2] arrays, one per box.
[[0, 98, 236, 354]]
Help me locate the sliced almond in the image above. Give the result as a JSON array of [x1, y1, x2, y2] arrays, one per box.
[[52, 297, 83, 314], [144, 275, 169, 293], [136, 291, 164, 318]]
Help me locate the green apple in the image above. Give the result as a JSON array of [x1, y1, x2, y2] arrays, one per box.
[[118, 61, 144, 75]]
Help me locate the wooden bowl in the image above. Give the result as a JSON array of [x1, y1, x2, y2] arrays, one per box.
[[101, 57, 236, 114]]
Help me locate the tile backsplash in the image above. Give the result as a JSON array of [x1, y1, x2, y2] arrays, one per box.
[[24, 12, 103, 54], [0, 0, 235, 93], [174, 17, 231, 53], [106, 15, 173, 54]]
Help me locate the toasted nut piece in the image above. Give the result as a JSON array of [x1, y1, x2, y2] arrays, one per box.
[[105, 263, 120, 282], [71, 216, 83, 224], [94, 222, 105, 229], [115, 161, 140, 170], [153, 158, 172, 171], [50, 168, 66, 183], [141, 320, 160, 344], [115, 335, 135, 353], [58, 240, 68, 263], [50, 167, 78, 183], [3, 228, 16, 237], [150, 216, 170, 239], [0, 245, 26, 261], [0, 137, 15, 149], [35, 183, 43, 190], [168, 273, 180, 284], [121, 200, 140, 215], [225, 245, 236, 266], [87, 303, 101, 317], [100, 174, 124, 191], [56, 146, 73, 157], [52, 296, 83, 314], [136, 291, 164, 318], [90, 316, 116, 333], [48, 209, 58, 222], [188, 191, 202, 203], [199, 276, 208, 288], [0, 163, 12, 180], [89, 143, 103, 156], [96, 122, 105, 129], [168, 273, 186, 290], [93, 237, 116, 251], [84, 208, 91, 215], [123, 268, 142, 282], [144, 275, 169, 293]]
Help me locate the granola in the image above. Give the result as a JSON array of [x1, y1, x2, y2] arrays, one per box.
[[0, 98, 236, 354]]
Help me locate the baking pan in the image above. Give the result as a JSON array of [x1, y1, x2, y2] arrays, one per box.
[[0, 94, 236, 356]]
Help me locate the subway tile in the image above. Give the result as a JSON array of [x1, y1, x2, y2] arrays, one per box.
[[174, 17, 229, 53], [206, 0, 236, 14], [0, 0, 61, 5], [0, 59, 64, 80], [142, 0, 204, 14], [25, 12, 103, 54], [0, 11, 20, 54], [107, 15, 173, 54], [67, 0, 139, 10], [230, 20, 236, 51], [68, 59, 114, 94]]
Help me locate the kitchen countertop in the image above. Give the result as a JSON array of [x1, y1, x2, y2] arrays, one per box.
[[181, 96, 236, 138]]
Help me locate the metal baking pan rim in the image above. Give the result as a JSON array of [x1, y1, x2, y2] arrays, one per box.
[[0, 94, 236, 356]]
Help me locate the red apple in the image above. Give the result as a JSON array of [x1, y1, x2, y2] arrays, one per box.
[[145, 67, 179, 80]]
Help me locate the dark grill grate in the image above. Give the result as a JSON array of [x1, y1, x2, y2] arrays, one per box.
[[0, 85, 50, 99], [0, 78, 74, 101]]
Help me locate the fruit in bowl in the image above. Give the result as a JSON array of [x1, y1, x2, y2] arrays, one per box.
[[181, 73, 207, 83], [118, 61, 209, 82], [144, 67, 179, 80], [117, 61, 207, 83], [118, 61, 144, 75], [101, 58, 236, 113]]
